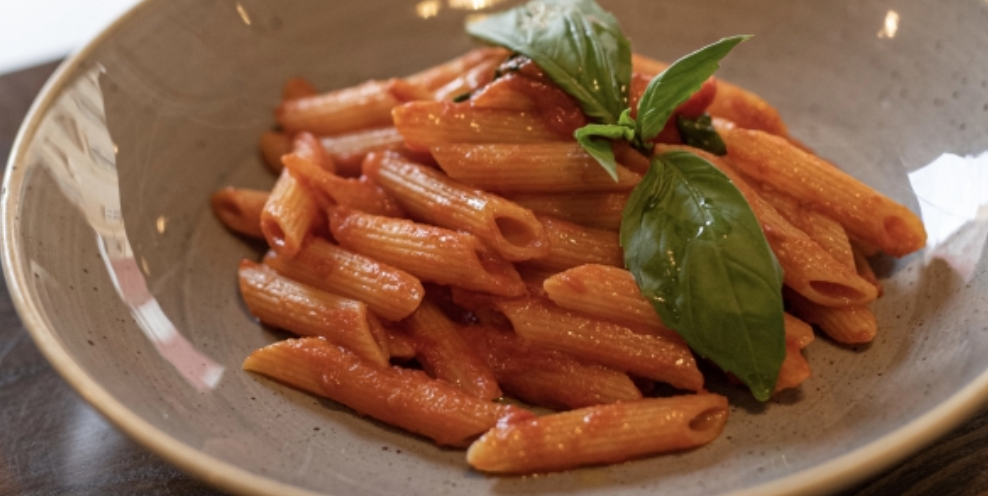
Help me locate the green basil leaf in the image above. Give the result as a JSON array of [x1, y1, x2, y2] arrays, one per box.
[[574, 109, 636, 181], [466, 0, 631, 124], [620, 150, 785, 401], [677, 113, 727, 156], [636, 35, 750, 143]]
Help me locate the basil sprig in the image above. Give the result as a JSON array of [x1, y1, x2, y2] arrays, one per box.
[[635, 36, 749, 144], [466, 0, 631, 124], [568, 35, 749, 169], [469, 0, 785, 400], [678, 114, 727, 156], [621, 151, 785, 400]]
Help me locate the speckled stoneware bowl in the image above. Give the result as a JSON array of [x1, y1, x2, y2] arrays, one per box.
[[4, 0, 988, 495]]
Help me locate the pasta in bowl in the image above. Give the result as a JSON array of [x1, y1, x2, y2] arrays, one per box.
[[4, 0, 987, 494], [210, 0, 926, 475]]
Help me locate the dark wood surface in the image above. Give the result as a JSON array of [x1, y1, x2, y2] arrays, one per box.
[[1, 61, 986, 496]]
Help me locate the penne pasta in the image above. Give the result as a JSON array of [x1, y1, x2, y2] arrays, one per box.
[[504, 192, 627, 230], [719, 128, 927, 257], [525, 215, 623, 271], [757, 186, 855, 268], [365, 151, 549, 261], [277, 79, 407, 136], [402, 299, 501, 400], [774, 341, 811, 393], [464, 324, 642, 410], [320, 127, 406, 178], [281, 140, 405, 218], [260, 169, 320, 258], [238, 261, 389, 367], [328, 206, 526, 297], [243, 338, 533, 447], [785, 288, 877, 344], [467, 394, 729, 473], [431, 143, 641, 194], [210, 187, 268, 239], [433, 56, 504, 101], [785, 313, 815, 350], [384, 326, 417, 361], [282, 76, 317, 100], [542, 264, 676, 336], [405, 47, 510, 93], [258, 131, 291, 174], [494, 296, 703, 391], [262, 237, 424, 321], [853, 246, 883, 297], [392, 101, 566, 151], [543, 264, 815, 348]]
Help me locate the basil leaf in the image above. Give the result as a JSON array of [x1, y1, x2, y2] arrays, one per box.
[[574, 109, 636, 180], [620, 150, 785, 400], [466, 0, 631, 124], [677, 114, 727, 156], [637, 35, 750, 143]]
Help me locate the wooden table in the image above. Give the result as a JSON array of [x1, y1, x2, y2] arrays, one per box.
[[1, 61, 986, 496]]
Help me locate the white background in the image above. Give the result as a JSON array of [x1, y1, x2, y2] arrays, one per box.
[[0, 0, 142, 75]]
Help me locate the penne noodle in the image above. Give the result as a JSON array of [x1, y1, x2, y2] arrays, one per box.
[[467, 394, 729, 473], [494, 296, 703, 391], [238, 261, 389, 367], [433, 56, 504, 101], [259, 131, 292, 174], [542, 264, 677, 337], [385, 326, 417, 361], [243, 338, 533, 447], [505, 192, 628, 230], [784, 313, 815, 350], [262, 237, 424, 321], [757, 186, 855, 268], [853, 246, 883, 297], [320, 127, 406, 178], [282, 76, 317, 101], [282, 146, 405, 218], [277, 79, 405, 136], [392, 101, 566, 151], [260, 169, 320, 258], [366, 312, 391, 360], [719, 128, 927, 257], [328, 206, 526, 297], [525, 215, 623, 271], [543, 264, 814, 347], [402, 299, 501, 400], [774, 341, 811, 393], [210, 187, 268, 239], [364, 151, 549, 261], [655, 144, 879, 307], [405, 47, 510, 93], [464, 324, 642, 410], [469, 73, 540, 111], [785, 288, 877, 344], [291, 132, 336, 173], [431, 143, 641, 194]]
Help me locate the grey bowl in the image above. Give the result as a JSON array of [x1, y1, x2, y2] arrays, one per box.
[[4, 0, 988, 495]]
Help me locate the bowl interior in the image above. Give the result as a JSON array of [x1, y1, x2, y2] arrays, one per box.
[[6, 0, 988, 495]]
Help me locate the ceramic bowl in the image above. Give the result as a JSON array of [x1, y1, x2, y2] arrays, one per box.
[[5, 0, 988, 495]]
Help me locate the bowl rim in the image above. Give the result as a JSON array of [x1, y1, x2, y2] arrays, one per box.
[[3, 1, 987, 495]]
